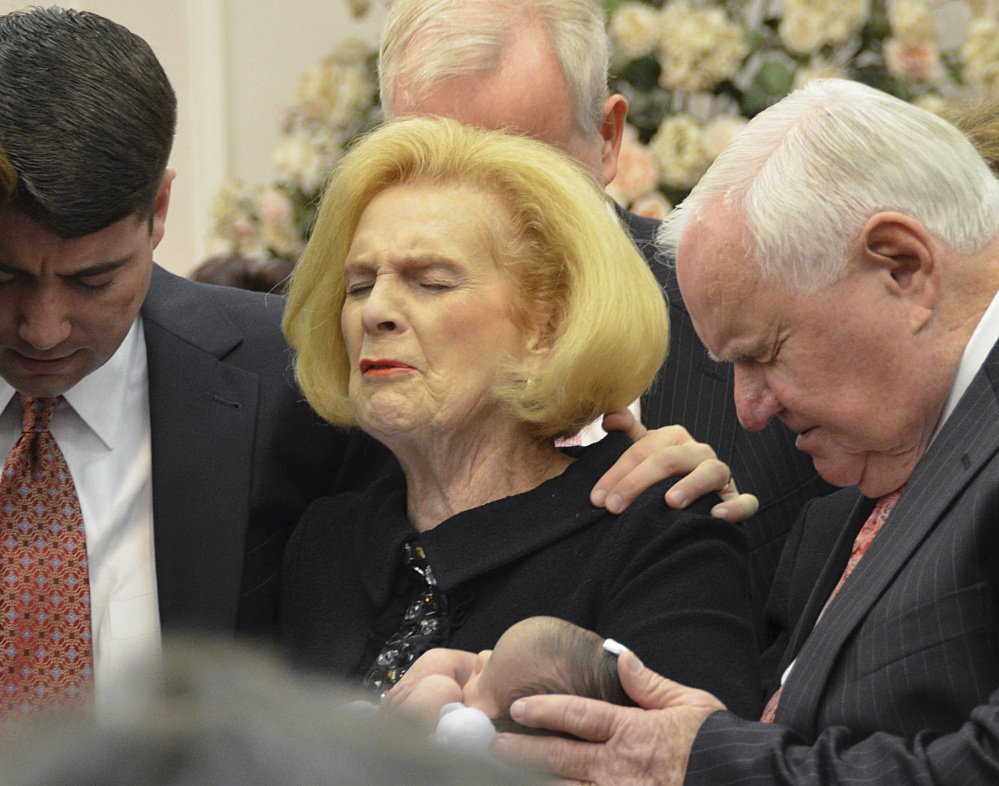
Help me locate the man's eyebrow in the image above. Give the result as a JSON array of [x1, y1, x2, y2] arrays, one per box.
[[711, 341, 768, 364], [61, 256, 132, 278], [0, 255, 132, 278]]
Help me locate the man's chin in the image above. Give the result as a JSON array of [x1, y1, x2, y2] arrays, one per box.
[[0, 350, 94, 398], [812, 454, 864, 490], [0, 365, 87, 399]]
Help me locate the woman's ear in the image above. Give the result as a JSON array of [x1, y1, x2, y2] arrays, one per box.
[[521, 317, 555, 370]]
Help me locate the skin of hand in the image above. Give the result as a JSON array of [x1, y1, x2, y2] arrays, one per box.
[[491, 651, 726, 786], [598, 411, 760, 521], [384, 648, 480, 721], [384, 672, 464, 731]]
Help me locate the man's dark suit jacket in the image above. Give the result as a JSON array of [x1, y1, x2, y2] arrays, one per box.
[[685, 337, 999, 783], [618, 209, 833, 643], [141, 265, 390, 637]]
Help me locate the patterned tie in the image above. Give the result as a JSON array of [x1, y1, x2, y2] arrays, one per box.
[[760, 487, 904, 723], [0, 394, 93, 717]]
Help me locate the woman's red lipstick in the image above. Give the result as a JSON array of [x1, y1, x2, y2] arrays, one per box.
[[359, 358, 415, 376]]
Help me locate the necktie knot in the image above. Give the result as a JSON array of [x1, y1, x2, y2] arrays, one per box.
[[18, 394, 59, 434]]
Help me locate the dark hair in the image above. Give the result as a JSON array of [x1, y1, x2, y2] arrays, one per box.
[[190, 255, 295, 294], [0, 6, 176, 237], [491, 618, 636, 736]]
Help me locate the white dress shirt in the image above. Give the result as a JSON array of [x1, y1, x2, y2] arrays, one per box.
[[0, 319, 160, 713]]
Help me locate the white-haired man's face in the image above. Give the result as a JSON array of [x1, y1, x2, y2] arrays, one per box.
[[676, 205, 951, 498]]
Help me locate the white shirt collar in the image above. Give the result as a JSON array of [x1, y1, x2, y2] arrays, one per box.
[[0, 318, 143, 450], [933, 286, 999, 440]]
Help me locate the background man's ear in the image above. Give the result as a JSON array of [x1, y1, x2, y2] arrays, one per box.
[[599, 94, 629, 187]]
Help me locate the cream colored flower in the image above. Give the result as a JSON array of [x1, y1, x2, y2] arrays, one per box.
[[778, 12, 824, 55], [888, 0, 937, 45], [649, 113, 710, 190], [611, 2, 662, 60], [274, 126, 339, 194], [913, 92, 948, 114], [780, 0, 869, 55], [211, 180, 261, 254], [701, 114, 748, 161], [884, 37, 943, 80], [962, 17, 999, 96], [296, 58, 374, 129], [823, 0, 870, 43], [659, 1, 747, 93], [607, 125, 660, 205]]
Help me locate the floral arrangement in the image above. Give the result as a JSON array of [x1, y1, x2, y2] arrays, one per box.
[[209, 0, 999, 262], [210, 38, 382, 263]]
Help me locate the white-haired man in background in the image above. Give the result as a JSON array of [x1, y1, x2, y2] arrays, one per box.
[[379, 0, 832, 644]]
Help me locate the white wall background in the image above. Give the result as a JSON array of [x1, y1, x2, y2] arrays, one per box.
[[0, 0, 386, 275]]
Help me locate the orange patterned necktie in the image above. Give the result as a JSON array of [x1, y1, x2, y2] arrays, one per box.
[[760, 487, 904, 723], [0, 394, 93, 717]]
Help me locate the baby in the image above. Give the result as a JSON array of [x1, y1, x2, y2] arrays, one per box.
[[392, 616, 636, 751]]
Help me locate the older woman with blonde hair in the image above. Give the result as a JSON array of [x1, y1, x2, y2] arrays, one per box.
[[280, 117, 761, 718]]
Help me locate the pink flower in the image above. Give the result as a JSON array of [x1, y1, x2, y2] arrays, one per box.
[[257, 188, 293, 228], [607, 126, 660, 205], [884, 38, 943, 81], [629, 193, 672, 221]]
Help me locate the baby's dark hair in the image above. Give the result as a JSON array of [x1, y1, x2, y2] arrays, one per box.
[[491, 617, 636, 737]]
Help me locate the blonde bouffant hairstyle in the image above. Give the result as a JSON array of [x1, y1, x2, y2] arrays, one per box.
[[283, 116, 667, 440]]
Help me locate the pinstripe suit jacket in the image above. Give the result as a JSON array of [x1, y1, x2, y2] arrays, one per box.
[[685, 337, 999, 784], [618, 209, 833, 643]]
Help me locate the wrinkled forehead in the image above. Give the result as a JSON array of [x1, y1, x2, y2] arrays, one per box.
[[675, 210, 769, 358], [392, 24, 578, 149]]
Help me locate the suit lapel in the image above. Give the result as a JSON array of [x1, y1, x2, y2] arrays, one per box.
[[777, 492, 871, 674], [778, 344, 999, 735], [142, 266, 260, 631]]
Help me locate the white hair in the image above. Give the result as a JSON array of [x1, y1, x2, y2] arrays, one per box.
[[379, 0, 609, 138], [660, 79, 999, 292]]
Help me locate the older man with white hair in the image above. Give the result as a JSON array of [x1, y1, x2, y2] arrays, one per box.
[[493, 78, 999, 784]]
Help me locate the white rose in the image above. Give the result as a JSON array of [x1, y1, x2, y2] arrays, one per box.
[[888, 0, 937, 45], [274, 127, 337, 193], [650, 113, 710, 190], [702, 114, 748, 161], [611, 3, 662, 60], [962, 17, 999, 96], [660, 2, 747, 93], [779, 8, 825, 54]]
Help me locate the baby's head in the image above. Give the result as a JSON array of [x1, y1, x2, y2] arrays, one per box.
[[462, 616, 634, 734]]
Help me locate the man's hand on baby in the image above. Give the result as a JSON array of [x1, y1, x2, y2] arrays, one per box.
[[598, 413, 759, 522]]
